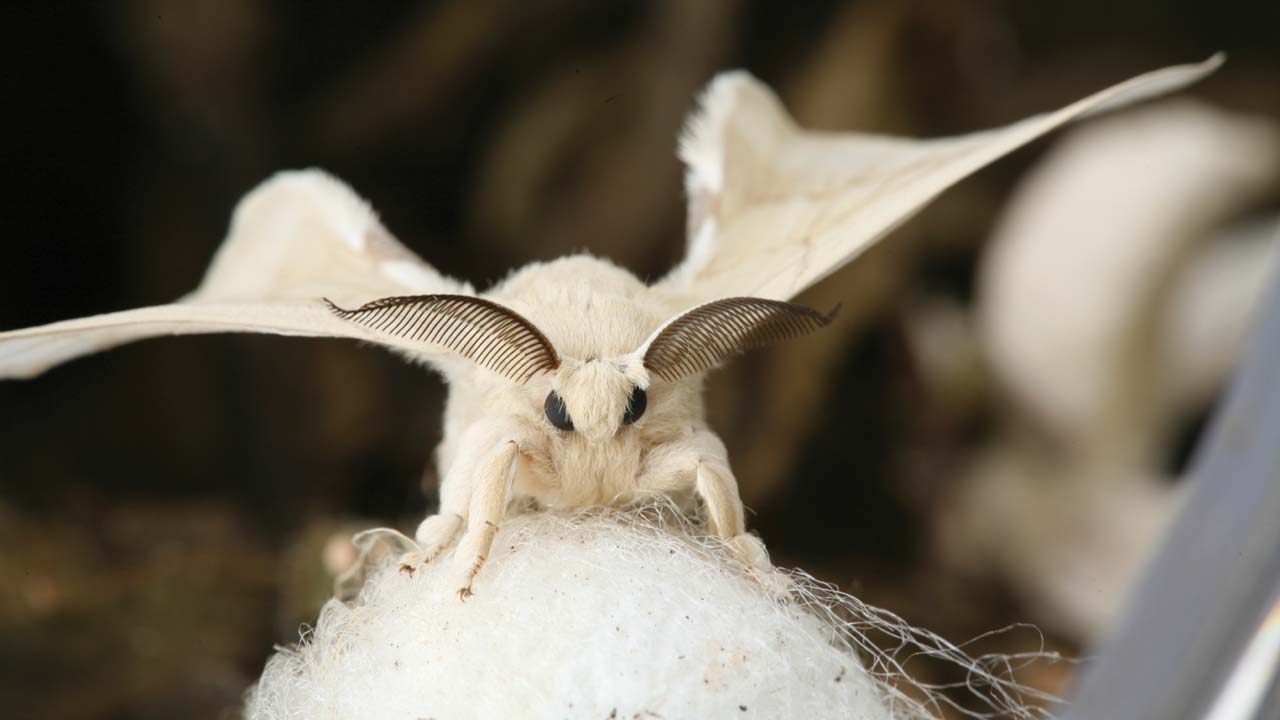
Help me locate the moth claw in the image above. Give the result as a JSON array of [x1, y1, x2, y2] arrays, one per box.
[[397, 550, 437, 577], [457, 586, 474, 602], [724, 533, 795, 599]]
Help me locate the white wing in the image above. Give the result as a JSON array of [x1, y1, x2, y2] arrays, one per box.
[[0, 169, 472, 379], [655, 55, 1224, 306]]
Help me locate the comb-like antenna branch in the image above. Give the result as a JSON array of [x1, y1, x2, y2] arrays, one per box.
[[642, 297, 837, 381], [325, 295, 559, 383]]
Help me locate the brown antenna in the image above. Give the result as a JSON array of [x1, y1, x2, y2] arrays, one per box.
[[325, 295, 560, 383], [642, 297, 837, 382]]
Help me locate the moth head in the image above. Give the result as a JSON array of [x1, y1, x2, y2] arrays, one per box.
[[546, 357, 649, 443], [324, 293, 833, 444], [638, 296, 838, 382], [325, 293, 652, 442]]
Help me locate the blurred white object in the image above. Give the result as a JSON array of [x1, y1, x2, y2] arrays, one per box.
[[980, 100, 1279, 463], [247, 511, 892, 720], [935, 101, 1280, 643], [940, 444, 1182, 641]]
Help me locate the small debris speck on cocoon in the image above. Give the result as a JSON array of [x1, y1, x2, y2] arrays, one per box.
[[245, 509, 894, 719]]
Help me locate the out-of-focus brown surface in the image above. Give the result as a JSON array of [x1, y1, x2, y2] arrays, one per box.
[[1, 2, 1277, 718]]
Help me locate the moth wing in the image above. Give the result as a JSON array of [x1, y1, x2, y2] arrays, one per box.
[[654, 56, 1223, 306], [0, 169, 471, 379]]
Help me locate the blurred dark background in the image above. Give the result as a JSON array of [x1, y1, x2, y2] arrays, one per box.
[[1, 2, 1277, 718]]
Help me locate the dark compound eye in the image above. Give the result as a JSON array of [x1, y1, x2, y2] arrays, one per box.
[[622, 386, 647, 425], [544, 390, 575, 431]]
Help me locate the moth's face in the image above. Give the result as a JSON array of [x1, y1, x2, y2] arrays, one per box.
[[544, 356, 650, 443]]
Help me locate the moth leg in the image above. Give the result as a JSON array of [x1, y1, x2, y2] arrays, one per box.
[[640, 431, 776, 575], [636, 430, 789, 595], [398, 512, 464, 575], [398, 465, 472, 575], [694, 460, 768, 570], [446, 440, 520, 601], [696, 460, 793, 597], [414, 512, 464, 558]]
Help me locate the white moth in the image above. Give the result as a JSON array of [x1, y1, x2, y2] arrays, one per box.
[[0, 58, 1219, 599]]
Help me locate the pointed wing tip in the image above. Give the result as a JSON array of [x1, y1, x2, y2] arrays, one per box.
[[1166, 52, 1225, 82], [0, 368, 45, 381], [1079, 53, 1226, 121], [0, 336, 82, 381], [0, 328, 70, 380]]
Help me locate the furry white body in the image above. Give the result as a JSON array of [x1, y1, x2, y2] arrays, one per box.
[[422, 256, 759, 596]]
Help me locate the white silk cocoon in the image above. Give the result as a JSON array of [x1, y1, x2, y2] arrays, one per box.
[[248, 511, 891, 719], [248, 510, 1048, 720]]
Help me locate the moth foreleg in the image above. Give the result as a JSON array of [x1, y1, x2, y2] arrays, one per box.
[[399, 513, 463, 572], [446, 439, 520, 600], [696, 459, 793, 597], [641, 432, 775, 576], [693, 460, 770, 571], [398, 471, 469, 574]]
